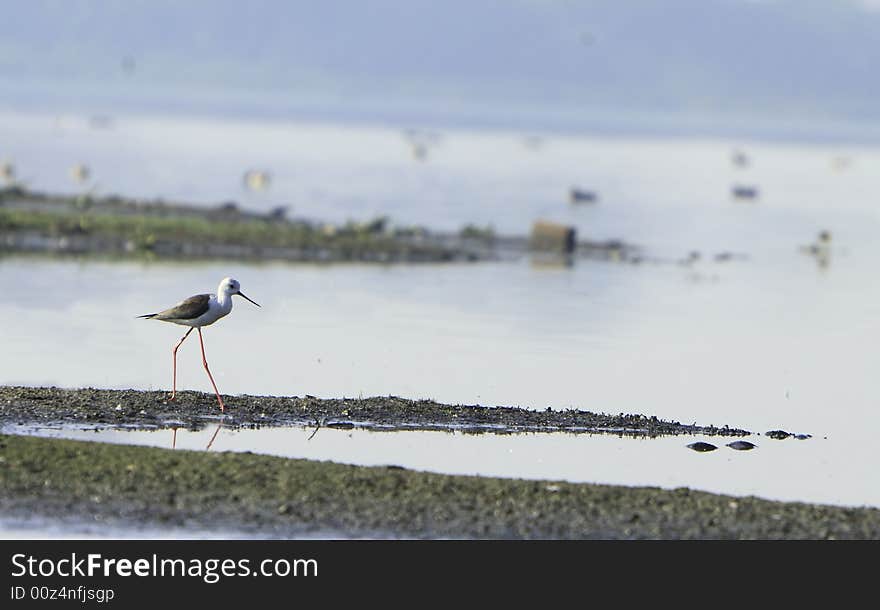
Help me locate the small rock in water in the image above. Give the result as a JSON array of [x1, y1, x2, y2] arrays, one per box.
[[727, 440, 757, 451], [687, 442, 717, 452], [795, 434, 812, 440], [765, 430, 792, 440]]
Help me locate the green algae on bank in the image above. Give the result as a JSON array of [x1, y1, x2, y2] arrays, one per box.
[[0, 386, 751, 437], [0, 207, 471, 263], [0, 186, 495, 263], [1, 433, 877, 539], [0, 186, 639, 264]]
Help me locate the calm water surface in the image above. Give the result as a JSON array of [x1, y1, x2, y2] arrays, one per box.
[[2, 110, 880, 514]]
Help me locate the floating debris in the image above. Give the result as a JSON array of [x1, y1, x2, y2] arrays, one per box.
[[731, 185, 759, 200], [731, 149, 750, 168], [529, 220, 576, 254], [569, 188, 598, 205], [713, 251, 747, 262], [687, 442, 718, 452], [727, 440, 757, 451]]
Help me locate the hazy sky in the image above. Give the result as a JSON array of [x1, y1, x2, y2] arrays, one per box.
[[1, 0, 878, 137]]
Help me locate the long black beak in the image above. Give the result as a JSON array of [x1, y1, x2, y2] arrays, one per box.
[[236, 291, 261, 307]]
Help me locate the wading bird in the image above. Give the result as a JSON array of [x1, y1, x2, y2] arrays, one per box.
[[138, 277, 260, 412]]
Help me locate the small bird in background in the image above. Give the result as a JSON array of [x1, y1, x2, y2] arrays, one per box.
[[731, 149, 750, 168], [800, 230, 832, 269], [243, 169, 271, 191], [0, 160, 15, 185], [69, 163, 90, 184], [138, 277, 260, 412]]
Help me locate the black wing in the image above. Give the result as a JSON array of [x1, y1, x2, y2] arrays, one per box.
[[142, 294, 211, 321]]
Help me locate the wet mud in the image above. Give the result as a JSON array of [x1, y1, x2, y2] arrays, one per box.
[[2, 432, 877, 540], [0, 386, 751, 437], [4, 385, 863, 540]]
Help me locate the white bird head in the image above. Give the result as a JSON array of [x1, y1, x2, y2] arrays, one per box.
[[218, 277, 260, 307]]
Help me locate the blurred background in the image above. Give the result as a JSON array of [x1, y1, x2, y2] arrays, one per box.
[[2, 0, 880, 139], [3, 0, 880, 509]]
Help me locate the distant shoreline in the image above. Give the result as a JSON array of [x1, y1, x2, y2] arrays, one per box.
[[0, 186, 637, 264]]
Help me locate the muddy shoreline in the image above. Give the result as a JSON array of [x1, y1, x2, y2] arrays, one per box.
[[4, 385, 869, 540], [2, 432, 878, 540], [0, 385, 750, 437]]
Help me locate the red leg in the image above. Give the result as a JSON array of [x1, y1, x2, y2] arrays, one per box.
[[197, 328, 226, 412], [168, 327, 194, 401], [206, 423, 222, 450]]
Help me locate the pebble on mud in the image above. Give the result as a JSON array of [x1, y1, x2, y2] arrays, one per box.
[[766, 430, 812, 440], [687, 442, 718, 452]]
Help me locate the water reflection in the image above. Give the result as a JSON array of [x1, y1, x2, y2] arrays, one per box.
[[4, 420, 875, 509], [170, 423, 222, 450]]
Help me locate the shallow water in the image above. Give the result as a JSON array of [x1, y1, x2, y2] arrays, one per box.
[[0, 512, 361, 540], [2, 421, 850, 509], [2, 110, 880, 513]]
